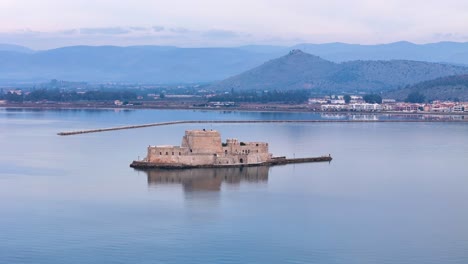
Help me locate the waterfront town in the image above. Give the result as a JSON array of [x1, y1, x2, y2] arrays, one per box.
[[310, 95, 468, 113]]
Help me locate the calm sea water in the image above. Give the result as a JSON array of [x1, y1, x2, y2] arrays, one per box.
[[1, 108, 467, 264]]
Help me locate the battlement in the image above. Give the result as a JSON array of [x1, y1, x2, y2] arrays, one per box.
[[226, 138, 239, 144]]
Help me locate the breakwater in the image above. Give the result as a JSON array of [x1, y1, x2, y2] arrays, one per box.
[[268, 156, 332, 165], [57, 119, 466, 136]]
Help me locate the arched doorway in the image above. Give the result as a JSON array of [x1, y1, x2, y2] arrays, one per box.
[[240, 158, 244, 163]]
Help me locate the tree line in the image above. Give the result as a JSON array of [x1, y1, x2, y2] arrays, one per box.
[[1, 89, 137, 102], [208, 90, 310, 103]]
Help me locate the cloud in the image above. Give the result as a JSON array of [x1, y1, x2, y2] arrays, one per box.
[[59, 29, 79, 35], [429, 32, 468, 43], [12, 28, 42, 36], [202, 30, 239, 39], [129, 26, 148, 31], [1, 0, 468, 47], [0, 25, 256, 49], [152, 26, 165, 32], [79, 27, 131, 35], [169, 27, 190, 34]]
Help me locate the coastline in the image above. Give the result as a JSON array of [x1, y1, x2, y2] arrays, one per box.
[[1, 102, 467, 116]]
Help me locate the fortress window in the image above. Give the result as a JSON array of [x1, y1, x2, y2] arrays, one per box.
[[166, 152, 168, 155], [159, 152, 162, 155], [179, 152, 181, 155], [256, 144, 259, 146], [225, 150, 227, 154], [172, 152, 174, 155], [190, 149, 192, 152]]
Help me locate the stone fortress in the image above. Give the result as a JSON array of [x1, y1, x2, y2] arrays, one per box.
[[143, 129, 272, 167], [130, 129, 332, 169]]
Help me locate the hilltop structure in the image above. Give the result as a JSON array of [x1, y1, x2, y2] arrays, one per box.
[[130, 129, 332, 169]]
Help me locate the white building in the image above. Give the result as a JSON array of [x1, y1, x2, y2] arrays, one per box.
[[308, 98, 328, 104], [349, 103, 382, 112], [452, 105, 465, 112], [321, 104, 348, 111], [330, 99, 346, 104]]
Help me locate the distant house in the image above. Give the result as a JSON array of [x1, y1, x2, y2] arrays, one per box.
[[330, 99, 346, 104], [452, 105, 465, 112], [423, 104, 432, 112], [308, 98, 328, 104], [349, 103, 382, 112], [208, 101, 236, 107], [321, 104, 347, 111], [8, 89, 22, 95], [394, 103, 420, 112]]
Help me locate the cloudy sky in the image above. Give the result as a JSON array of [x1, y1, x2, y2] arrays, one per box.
[[1, 0, 468, 49]]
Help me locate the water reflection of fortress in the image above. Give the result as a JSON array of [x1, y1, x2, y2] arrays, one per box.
[[146, 166, 269, 192]]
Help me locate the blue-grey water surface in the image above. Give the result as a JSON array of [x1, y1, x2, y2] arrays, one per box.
[[1, 108, 467, 264]]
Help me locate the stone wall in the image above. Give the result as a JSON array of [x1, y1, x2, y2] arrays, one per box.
[[145, 130, 272, 166], [181, 130, 222, 154]]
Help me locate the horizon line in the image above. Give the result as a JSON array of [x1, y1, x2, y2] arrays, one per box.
[[2, 40, 468, 51]]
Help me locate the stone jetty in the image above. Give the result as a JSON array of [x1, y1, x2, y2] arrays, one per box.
[[57, 119, 465, 136]]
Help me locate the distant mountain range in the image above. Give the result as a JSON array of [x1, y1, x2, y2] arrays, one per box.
[[0, 44, 34, 53], [384, 74, 468, 101], [292, 41, 468, 64], [1, 41, 468, 84], [0, 45, 277, 83], [211, 50, 468, 92]]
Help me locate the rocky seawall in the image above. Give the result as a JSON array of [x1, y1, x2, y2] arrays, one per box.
[[130, 156, 332, 169]]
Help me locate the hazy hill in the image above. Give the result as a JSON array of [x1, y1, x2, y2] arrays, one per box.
[[1, 41, 468, 84], [211, 50, 468, 92], [210, 50, 338, 90], [0, 44, 34, 53], [0, 45, 282, 83], [384, 74, 468, 101]]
